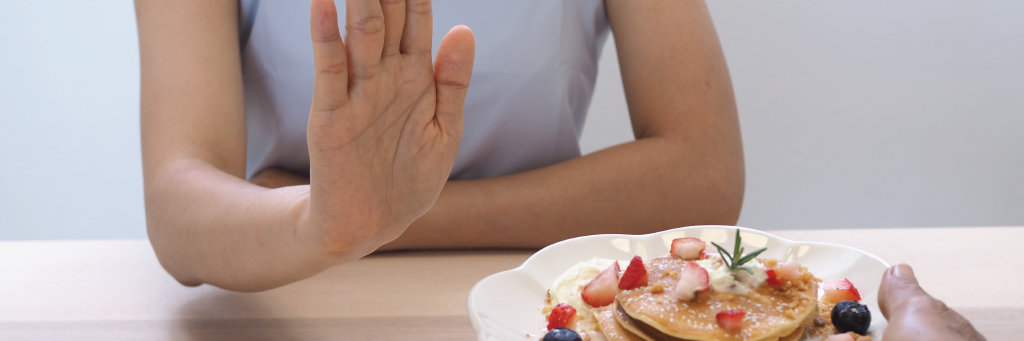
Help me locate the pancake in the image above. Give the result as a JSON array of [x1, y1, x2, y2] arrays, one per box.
[[617, 255, 819, 341], [594, 305, 649, 341], [613, 301, 809, 341]]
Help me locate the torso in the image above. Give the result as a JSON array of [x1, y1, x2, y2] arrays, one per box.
[[239, 0, 611, 179]]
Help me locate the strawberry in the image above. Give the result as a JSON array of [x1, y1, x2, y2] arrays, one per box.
[[619, 256, 649, 290], [671, 262, 709, 301], [547, 303, 578, 330], [716, 309, 745, 333], [822, 278, 862, 303], [687, 262, 710, 292], [765, 268, 783, 286], [581, 262, 620, 307], [777, 260, 800, 281], [670, 237, 706, 260]]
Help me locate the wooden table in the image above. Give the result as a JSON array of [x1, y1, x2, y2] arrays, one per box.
[[1, 227, 1021, 340]]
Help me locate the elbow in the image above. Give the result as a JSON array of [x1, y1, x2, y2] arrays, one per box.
[[691, 134, 745, 227], [145, 216, 205, 288], [668, 153, 745, 229], [708, 175, 744, 226], [143, 182, 205, 288], [683, 172, 743, 228], [149, 246, 205, 288], [703, 158, 745, 226]]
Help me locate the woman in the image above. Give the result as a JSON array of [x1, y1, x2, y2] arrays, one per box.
[[135, 0, 744, 292]]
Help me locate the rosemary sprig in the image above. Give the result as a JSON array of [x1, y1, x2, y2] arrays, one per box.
[[709, 229, 767, 275]]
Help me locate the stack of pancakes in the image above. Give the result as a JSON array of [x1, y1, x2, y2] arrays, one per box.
[[592, 255, 819, 341]]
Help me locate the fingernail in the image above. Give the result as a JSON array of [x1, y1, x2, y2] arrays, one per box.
[[892, 263, 917, 282]]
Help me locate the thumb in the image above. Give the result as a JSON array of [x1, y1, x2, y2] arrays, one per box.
[[878, 263, 928, 319], [432, 25, 475, 141], [878, 265, 988, 341]]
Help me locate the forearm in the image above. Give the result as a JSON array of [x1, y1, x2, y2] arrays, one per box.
[[137, 0, 471, 291], [145, 159, 341, 292], [382, 134, 745, 250]]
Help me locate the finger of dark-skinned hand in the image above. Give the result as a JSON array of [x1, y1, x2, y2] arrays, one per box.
[[432, 25, 475, 138], [310, 0, 349, 113], [879, 264, 987, 341], [879, 263, 924, 319], [379, 0, 406, 58], [345, 0, 385, 82], [400, 0, 433, 60]]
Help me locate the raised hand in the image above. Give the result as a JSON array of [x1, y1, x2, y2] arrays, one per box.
[[305, 0, 475, 256], [878, 264, 986, 341]]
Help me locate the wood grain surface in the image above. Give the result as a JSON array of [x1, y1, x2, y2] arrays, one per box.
[[0, 227, 1020, 340]]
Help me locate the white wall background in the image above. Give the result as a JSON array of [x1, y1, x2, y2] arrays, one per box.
[[1, 1, 1022, 240]]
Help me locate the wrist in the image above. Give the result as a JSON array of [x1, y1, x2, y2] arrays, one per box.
[[302, 189, 397, 261], [293, 191, 355, 267]]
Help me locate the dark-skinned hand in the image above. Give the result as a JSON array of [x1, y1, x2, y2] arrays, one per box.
[[878, 264, 986, 341]]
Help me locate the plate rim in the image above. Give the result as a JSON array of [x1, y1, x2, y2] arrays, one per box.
[[466, 225, 891, 340]]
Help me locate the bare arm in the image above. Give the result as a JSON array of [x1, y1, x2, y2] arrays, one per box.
[[137, 0, 327, 292], [137, 0, 474, 291], [253, 0, 742, 250], [384, 0, 744, 249]]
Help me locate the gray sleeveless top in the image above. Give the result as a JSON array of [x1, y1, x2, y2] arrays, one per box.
[[239, 0, 610, 180]]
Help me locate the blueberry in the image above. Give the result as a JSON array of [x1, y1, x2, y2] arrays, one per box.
[[543, 327, 582, 341], [831, 300, 871, 335]]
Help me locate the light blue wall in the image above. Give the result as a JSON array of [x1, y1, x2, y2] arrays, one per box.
[[2, 1, 1022, 240], [0, 1, 145, 239]]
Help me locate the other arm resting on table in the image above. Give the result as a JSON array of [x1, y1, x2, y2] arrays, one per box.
[[384, 0, 744, 249]]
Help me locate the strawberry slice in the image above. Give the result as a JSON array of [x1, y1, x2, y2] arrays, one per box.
[[765, 268, 783, 286], [670, 237, 706, 260], [618, 256, 649, 290], [716, 309, 745, 333], [581, 262, 620, 307], [822, 278, 862, 303], [672, 262, 709, 301], [777, 260, 800, 281], [547, 303, 578, 330]]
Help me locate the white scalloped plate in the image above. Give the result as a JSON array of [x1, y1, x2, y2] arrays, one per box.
[[467, 226, 891, 341]]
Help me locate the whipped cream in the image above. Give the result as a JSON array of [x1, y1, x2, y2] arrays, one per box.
[[546, 257, 629, 337], [695, 254, 768, 295]]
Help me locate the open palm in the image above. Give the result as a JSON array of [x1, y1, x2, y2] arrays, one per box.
[[305, 0, 475, 254]]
